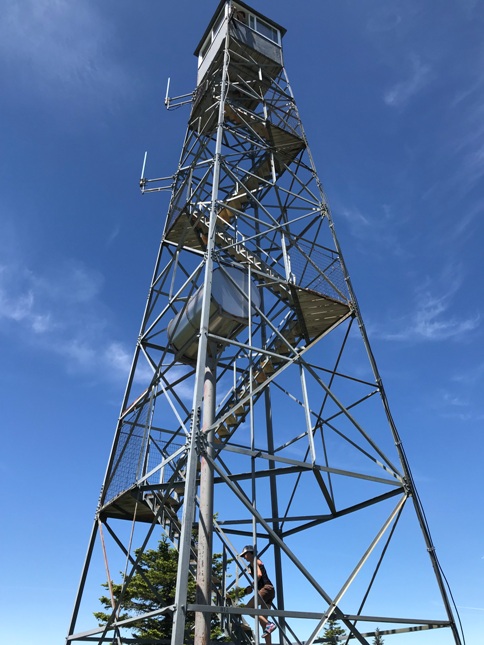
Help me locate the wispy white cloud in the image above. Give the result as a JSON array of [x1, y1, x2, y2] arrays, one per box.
[[31, 262, 105, 305], [366, 8, 402, 34], [376, 269, 480, 342], [0, 0, 132, 112], [413, 31, 484, 203], [0, 260, 132, 381], [435, 391, 484, 421], [339, 205, 370, 228], [107, 226, 121, 247], [336, 201, 408, 258], [440, 392, 468, 408], [104, 341, 133, 375], [452, 199, 484, 238], [434, 361, 484, 421], [400, 293, 478, 341], [452, 361, 484, 385], [384, 54, 432, 109], [0, 266, 56, 333], [447, 74, 484, 197]]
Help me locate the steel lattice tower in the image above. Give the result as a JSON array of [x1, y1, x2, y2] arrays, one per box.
[[67, 3, 463, 645]]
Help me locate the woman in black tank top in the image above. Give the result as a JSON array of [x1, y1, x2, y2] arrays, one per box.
[[240, 545, 277, 641]]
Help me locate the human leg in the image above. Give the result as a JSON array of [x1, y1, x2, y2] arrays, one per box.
[[258, 586, 276, 641]]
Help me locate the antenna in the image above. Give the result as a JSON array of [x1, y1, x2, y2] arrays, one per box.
[[164, 77, 171, 109], [164, 76, 195, 110], [139, 151, 148, 192]]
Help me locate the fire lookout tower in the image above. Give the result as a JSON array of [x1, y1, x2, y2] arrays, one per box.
[[67, 2, 463, 645]]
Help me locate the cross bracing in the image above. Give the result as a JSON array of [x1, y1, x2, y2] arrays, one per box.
[[67, 3, 463, 645]]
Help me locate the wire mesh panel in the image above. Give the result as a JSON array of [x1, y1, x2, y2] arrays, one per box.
[[103, 396, 153, 504]]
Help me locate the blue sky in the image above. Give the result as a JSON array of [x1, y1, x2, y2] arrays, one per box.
[[0, 1, 482, 643]]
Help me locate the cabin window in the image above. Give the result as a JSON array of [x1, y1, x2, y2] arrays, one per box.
[[212, 10, 225, 38], [199, 9, 227, 63], [199, 6, 281, 67], [248, 13, 280, 45], [200, 37, 211, 61], [234, 9, 247, 23]]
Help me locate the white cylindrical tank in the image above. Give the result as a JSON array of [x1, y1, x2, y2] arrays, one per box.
[[167, 266, 260, 361]]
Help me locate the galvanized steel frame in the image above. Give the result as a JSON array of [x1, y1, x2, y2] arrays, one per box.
[[66, 3, 463, 645]]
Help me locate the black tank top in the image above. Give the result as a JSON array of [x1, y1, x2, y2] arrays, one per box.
[[249, 560, 273, 588]]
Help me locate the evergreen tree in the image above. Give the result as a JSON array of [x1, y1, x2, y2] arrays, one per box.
[[372, 627, 384, 644], [322, 618, 346, 643], [95, 537, 230, 642]]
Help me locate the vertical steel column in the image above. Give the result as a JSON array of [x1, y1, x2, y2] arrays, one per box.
[[194, 349, 217, 645], [256, 197, 285, 640], [170, 22, 232, 645]]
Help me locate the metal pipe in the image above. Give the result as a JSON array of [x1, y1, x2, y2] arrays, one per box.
[[194, 349, 217, 645], [171, 21, 232, 645]]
